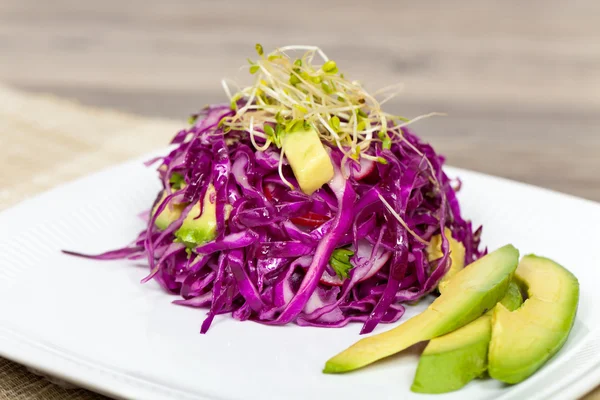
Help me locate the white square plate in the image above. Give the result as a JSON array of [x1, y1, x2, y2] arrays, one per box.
[[1, 153, 599, 400]]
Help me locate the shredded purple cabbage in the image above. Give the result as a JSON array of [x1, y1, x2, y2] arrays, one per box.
[[65, 104, 484, 334]]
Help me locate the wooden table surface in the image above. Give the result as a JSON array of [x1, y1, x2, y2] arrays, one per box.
[[2, 0, 600, 202], [1, 0, 599, 399]]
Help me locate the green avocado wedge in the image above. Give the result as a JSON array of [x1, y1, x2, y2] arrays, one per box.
[[411, 281, 523, 394], [323, 244, 519, 374], [488, 255, 579, 384]]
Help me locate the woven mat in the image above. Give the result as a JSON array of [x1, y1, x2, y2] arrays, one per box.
[[0, 84, 179, 400], [0, 85, 597, 399]]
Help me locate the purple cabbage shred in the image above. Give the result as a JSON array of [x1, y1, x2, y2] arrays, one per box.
[[65, 104, 484, 334]]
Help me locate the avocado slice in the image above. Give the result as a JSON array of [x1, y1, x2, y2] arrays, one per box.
[[174, 185, 218, 246], [488, 255, 579, 384], [152, 185, 220, 246], [412, 316, 491, 393], [282, 126, 334, 195], [153, 192, 186, 231], [411, 281, 523, 393], [426, 228, 466, 293], [323, 244, 519, 374]]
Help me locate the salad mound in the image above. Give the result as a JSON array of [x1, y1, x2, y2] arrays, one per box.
[[67, 45, 483, 334]]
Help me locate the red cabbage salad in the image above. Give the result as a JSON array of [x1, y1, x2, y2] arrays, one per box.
[[66, 45, 484, 334]]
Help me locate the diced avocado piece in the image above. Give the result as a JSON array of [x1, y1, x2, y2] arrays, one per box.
[[323, 245, 519, 374], [427, 228, 466, 293], [152, 191, 186, 231], [152, 184, 222, 246], [488, 255, 579, 384], [282, 126, 334, 195], [411, 281, 523, 393], [175, 185, 218, 246]]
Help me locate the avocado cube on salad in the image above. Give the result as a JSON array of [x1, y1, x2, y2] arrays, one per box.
[[282, 126, 334, 195], [152, 184, 219, 246]]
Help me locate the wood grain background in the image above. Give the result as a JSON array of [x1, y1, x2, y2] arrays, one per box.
[[2, 0, 599, 201], [0, 0, 599, 399]]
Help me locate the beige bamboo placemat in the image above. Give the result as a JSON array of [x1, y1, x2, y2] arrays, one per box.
[[0, 84, 179, 400], [0, 84, 598, 399]]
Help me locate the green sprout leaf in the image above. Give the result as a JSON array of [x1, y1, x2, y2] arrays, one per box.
[[289, 73, 301, 86], [322, 60, 337, 73], [264, 124, 275, 137], [321, 81, 334, 94], [382, 137, 392, 150], [329, 115, 341, 131], [275, 111, 284, 124], [293, 104, 308, 115], [255, 43, 264, 56], [329, 248, 355, 279]]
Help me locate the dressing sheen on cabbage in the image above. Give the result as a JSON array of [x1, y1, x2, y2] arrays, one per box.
[[65, 45, 484, 334]]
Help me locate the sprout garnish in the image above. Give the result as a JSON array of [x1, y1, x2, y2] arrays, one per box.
[[221, 44, 444, 182]]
